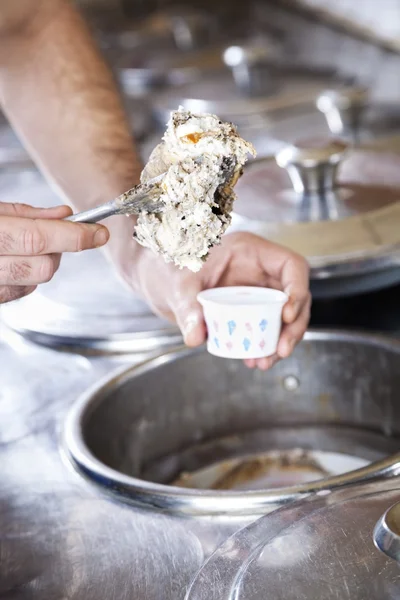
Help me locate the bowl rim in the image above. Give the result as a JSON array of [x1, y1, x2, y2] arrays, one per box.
[[62, 328, 400, 516]]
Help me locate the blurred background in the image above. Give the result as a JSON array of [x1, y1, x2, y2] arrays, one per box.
[[3, 0, 400, 346]]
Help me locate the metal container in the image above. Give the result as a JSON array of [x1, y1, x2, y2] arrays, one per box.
[[231, 136, 400, 298], [152, 61, 352, 127], [186, 478, 400, 600], [316, 86, 400, 144], [64, 330, 400, 516], [3, 321, 400, 598], [109, 8, 219, 97], [0, 324, 239, 600]]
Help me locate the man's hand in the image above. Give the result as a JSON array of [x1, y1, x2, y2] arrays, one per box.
[[113, 229, 311, 371], [0, 202, 109, 304]]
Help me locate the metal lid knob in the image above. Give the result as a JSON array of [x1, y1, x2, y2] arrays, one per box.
[[316, 86, 369, 138], [276, 138, 348, 195], [223, 38, 278, 96], [374, 501, 400, 563], [170, 10, 215, 51]]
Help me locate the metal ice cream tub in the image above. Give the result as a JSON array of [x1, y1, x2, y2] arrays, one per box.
[[64, 330, 400, 516]]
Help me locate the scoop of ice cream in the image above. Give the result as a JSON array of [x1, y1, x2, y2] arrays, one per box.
[[134, 107, 256, 271]]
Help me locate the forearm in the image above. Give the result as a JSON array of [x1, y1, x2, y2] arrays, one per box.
[[0, 0, 143, 211]]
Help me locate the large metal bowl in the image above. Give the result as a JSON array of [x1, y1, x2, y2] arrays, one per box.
[[64, 330, 400, 516]]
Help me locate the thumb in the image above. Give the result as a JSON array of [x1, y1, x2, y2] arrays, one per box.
[[170, 278, 206, 347]]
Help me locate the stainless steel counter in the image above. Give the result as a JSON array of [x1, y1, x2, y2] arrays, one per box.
[[0, 321, 252, 599]]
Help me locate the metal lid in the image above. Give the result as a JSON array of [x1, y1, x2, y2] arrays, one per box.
[[0, 171, 181, 354], [153, 63, 351, 126], [186, 479, 400, 600], [113, 9, 219, 97], [231, 136, 400, 279], [316, 87, 400, 145]]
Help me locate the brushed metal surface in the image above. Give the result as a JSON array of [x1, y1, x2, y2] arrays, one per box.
[[64, 330, 400, 515], [0, 321, 245, 599], [186, 478, 400, 600]]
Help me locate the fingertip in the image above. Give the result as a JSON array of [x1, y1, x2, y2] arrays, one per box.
[[256, 357, 271, 370], [54, 205, 73, 217], [256, 353, 279, 371], [93, 225, 110, 248], [282, 297, 300, 324], [184, 324, 205, 347], [277, 337, 296, 359], [282, 303, 294, 324], [244, 359, 256, 369], [182, 313, 206, 347], [36, 205, 73, 220]]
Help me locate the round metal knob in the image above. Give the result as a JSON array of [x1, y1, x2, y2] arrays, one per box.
[[223, 38, 278, 96], [316, 86, 369, 138], [276, 138, 348, 195], [373, 501, 400, 563]]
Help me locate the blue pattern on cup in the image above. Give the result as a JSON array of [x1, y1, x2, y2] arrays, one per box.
[[227, 320, 236, 336], [259, 319, 268, 332], [214, 337, 220, 349], [243, 338, 251, 351]]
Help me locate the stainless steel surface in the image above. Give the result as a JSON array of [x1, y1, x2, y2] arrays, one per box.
[[275, 138, 348, 195], [112, 8, 219, 96], [64, 330, 400, 516], [374, 500, 400, 561], [231, 136, 400, 297], [66, 172, 165, 223], [317, 86, 369, 138], [0, 323, 246, 600], [1, 323, 400, 596], [186, 478, 400, 600], [152, 64, 352, 126], [0, 170, 181, 354], [222, 38, 280, 96]]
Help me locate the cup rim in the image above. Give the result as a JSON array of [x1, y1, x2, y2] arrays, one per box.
[[197, 286, 288, 308]]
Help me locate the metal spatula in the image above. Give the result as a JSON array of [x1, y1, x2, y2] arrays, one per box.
[[66, 173, 166, 224]]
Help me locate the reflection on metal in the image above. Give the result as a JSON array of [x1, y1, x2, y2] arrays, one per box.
[[173, 449, 369, 491], [232, 135, 400, 296], [283, 374, 300, 391], [0, 325, 242, 599], [275, 138, 348, 197], [374, 501, 400, 562], [317, 86, 369, 139], [185, 479, 400, 600], [64, 330, 400, 516], [153, 63, 351, 125]]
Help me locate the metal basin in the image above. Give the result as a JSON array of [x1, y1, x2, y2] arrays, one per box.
[[64, 330, 400, 516]]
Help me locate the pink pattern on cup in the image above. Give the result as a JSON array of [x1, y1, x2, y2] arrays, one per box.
[[213, 320, 219, 332], [245, 322, 252, 332], [226, 341, 233, 351], [259, 340, 266, 350]]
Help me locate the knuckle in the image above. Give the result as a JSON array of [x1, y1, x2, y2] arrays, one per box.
[[11, 203, 30, 217], [75, 227, 89, 252], [294, 252, 309, 270], [68, 225, 91, 252], [38, 255, 56, 283], [0, 230, 14, 253], [7, 259, 32, 284], [21, 225, 47, 255]]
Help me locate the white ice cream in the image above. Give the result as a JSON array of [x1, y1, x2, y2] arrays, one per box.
[[134, 107, 256, 272]]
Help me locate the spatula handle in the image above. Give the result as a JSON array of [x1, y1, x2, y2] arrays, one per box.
[[65, 200, 120, 224]]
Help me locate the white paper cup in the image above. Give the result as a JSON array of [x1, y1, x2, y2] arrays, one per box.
[[197, 286, 288, 359]]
